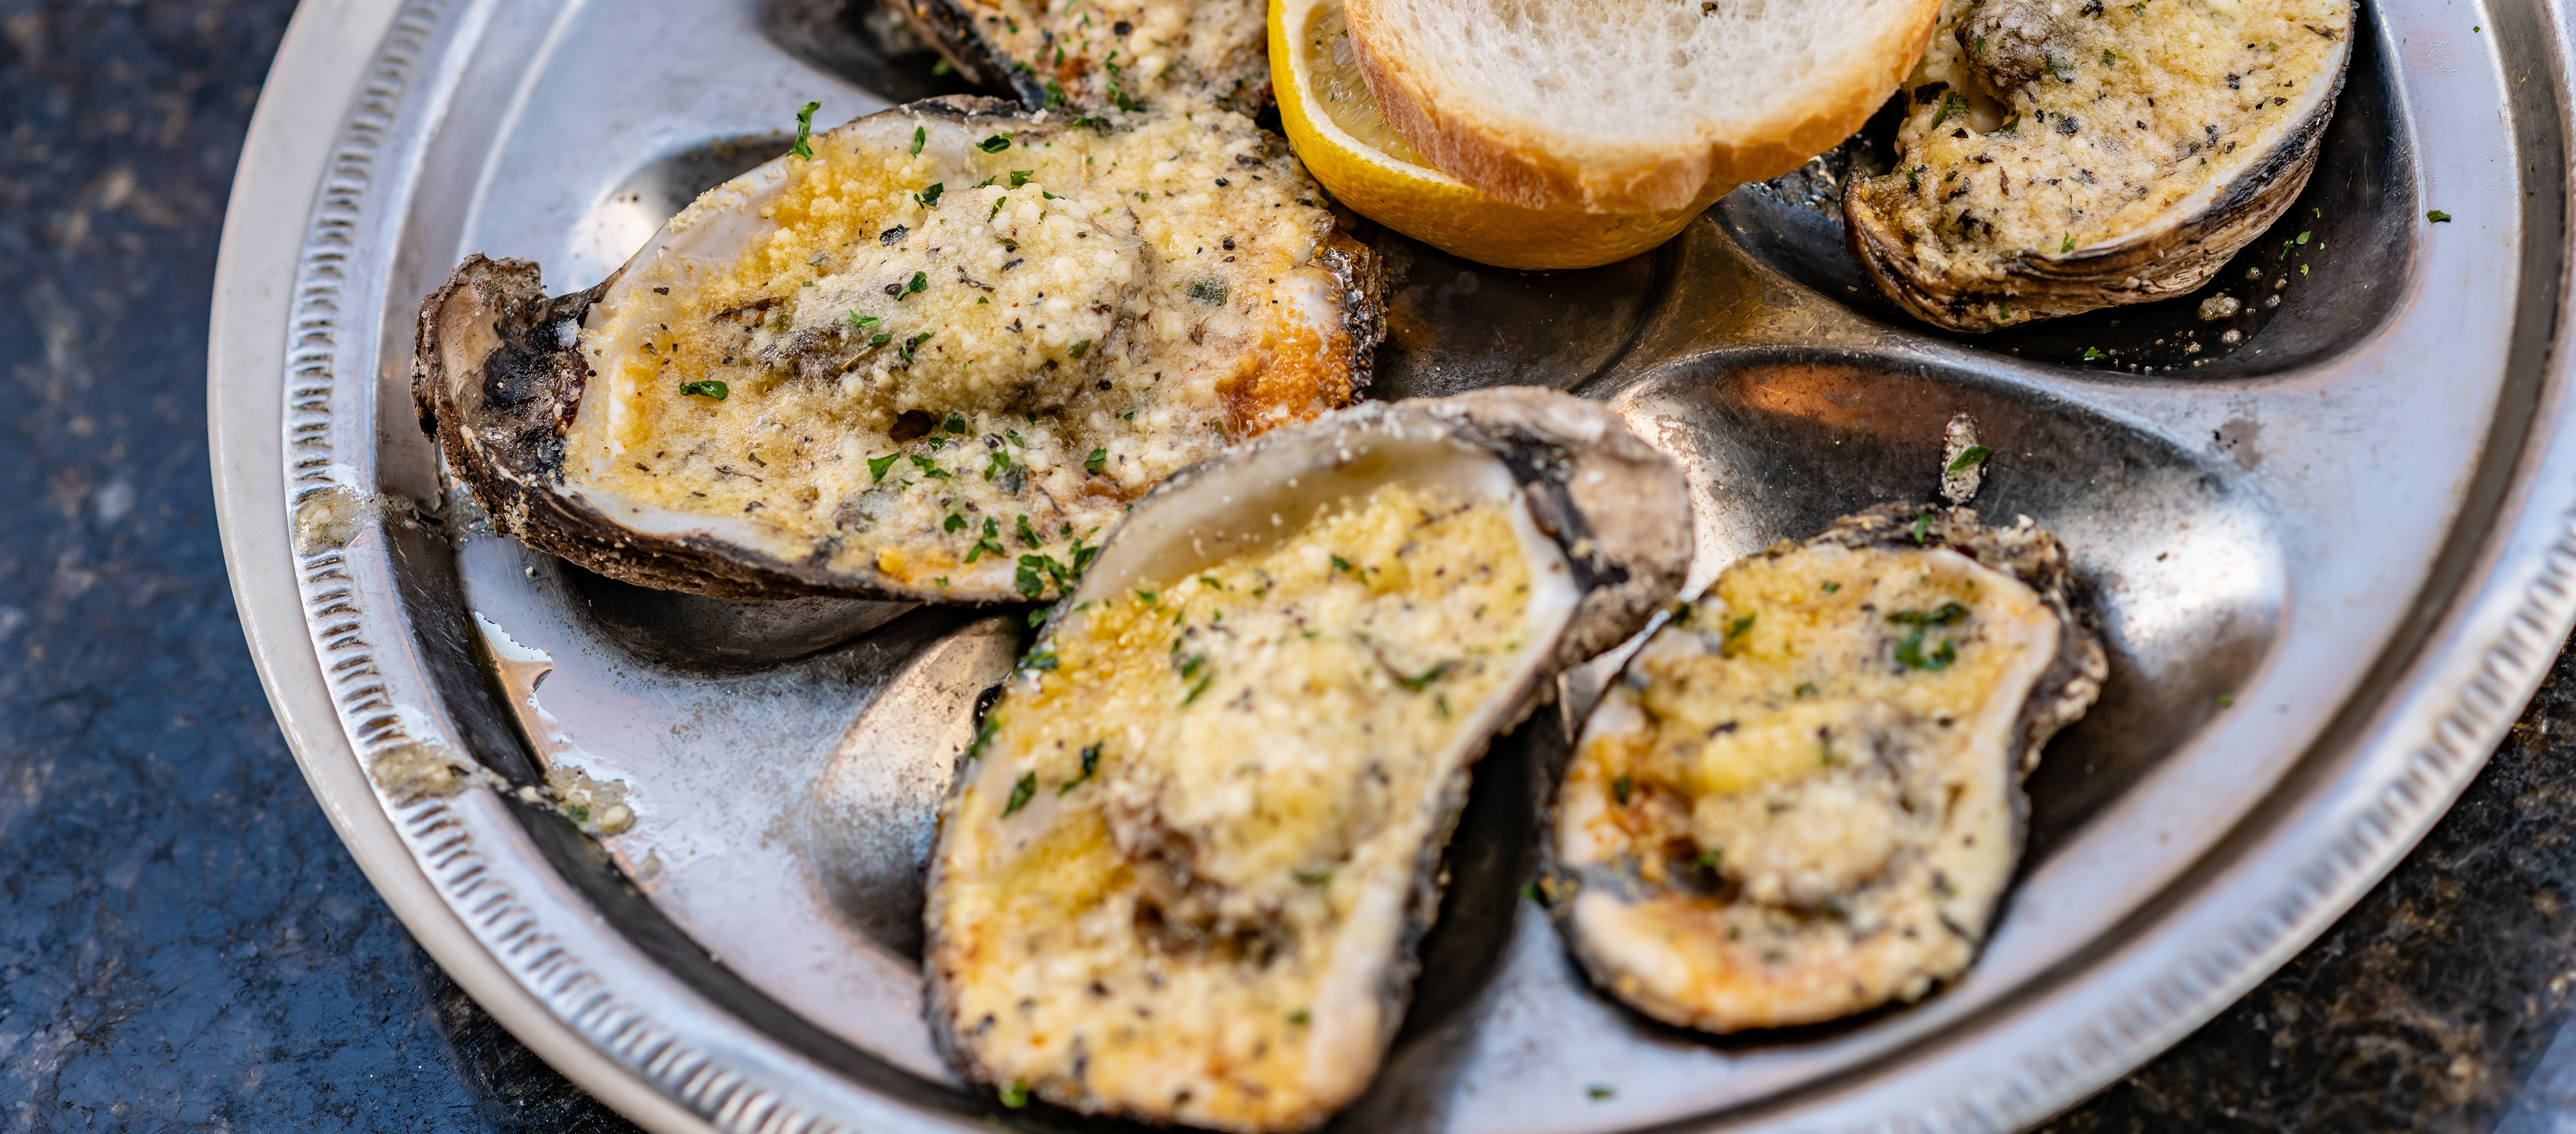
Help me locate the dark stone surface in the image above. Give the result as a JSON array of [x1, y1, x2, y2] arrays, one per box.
[[0, 1, 2570, 1131]]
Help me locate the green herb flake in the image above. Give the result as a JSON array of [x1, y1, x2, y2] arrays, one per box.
[[1611, 775, 1634, 806], [790, 100, 821, 160], [1085, 447, 1108, 474], [1928, 90, 1972, 132], [1287, 1008, 1310, 1025], [1292, 867, 1332, 886], [849, 312, 881, 329], [1187, 280, 1227, 305], [914, 183, 944, 209], [909, 125, 925, 155], [679, 379, 728, 400], [2083, 346, 2109, 360], [2428, 209, 2452, 223], [977, 133, 1014, 153], [944, 513, 967, 532], [1911, 511, 1935, 544], [1948, 444, 1992, 472], [1588, 1085, 1616, 1101], [1017, 514, 1042, 546], [1004, 773, 1045, 814], [1694, 849, 1721, 870], [2102, 48, 2117, 66], [867, 452, 901, 483], [998, 1078, 1030, 1108], [1060, 743, 1101, 795], [900, 270, 929, 298], [908, 454, 950, 479], [1395, 661, 1453, 692], [2217, 693, 2236, 708], [943, 412, 970, 434], [1010, 169, 1035, 187]]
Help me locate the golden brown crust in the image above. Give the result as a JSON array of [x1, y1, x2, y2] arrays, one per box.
[[1344, 0, 1942, 213]]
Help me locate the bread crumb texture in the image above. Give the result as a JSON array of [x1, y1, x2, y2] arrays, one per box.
[[1562, 539, 2061, 1031], [977, 0, 1271, 114], [568, 109, 1353, 598], [929, 482, 1531, 1131], [1855, 0, 2348, 280]]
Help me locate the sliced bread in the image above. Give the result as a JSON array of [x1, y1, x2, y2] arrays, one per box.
[[1344, 0, 1943, 213]]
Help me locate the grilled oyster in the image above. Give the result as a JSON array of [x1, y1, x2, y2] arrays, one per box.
[[1549, 504, 2105, 1032], [895, 0, 1271, 116], [923, 388, 1690, 1132], [416, 95, 1382, 602], [1844, 0, 2352, 331]]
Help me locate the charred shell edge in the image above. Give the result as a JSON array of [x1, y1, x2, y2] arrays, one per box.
[[889, 0, 1050, 109], [414, 95, 1385, 604], [1842, 48, 2349, 333], [920, 388, 1689, 1123], [1538, 503, 2107, 922]]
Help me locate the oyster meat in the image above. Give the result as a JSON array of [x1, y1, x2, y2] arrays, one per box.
[[1550, 504, 2105, 1032], [1844, 0, 2352, 331], [922, 388, 1690, 1132], [416, 96, 1382, 601]]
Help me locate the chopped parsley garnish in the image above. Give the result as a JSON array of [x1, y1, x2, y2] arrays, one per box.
[[1910, 511, 1935, 544], [913, 183, 944, 208], [1045, 79, 1067, 107], [869, 332, 892, 346], [1017, 514, 1042, 546], [1010, 169, 1035, 187], [867, 452, 901, 483], [2427, 209, 2452, 222], [679, 379, 728, 400], [1068, 338, 1091, 359], [944, 412, 969, 434], [1611, 775, 1634, 806], [1694, 849, 1721, 870], [1186, 280, 1227, 305], [1287, 1008, 1310, 1025], [1085, 447, 1108, 474], [2083, 346, 2109, 360], [1987, 112, 2022, 135], [1183, 672, 1215, 704], [944, 513, 967, 532], [900, 331, 932, 363], [1395, 661, 1453, 692], [1588, 1085, 1616, 1101], [1725, 613, 1756, 640], [2061, 234, 2075, 253], [899, 270, 929, 298], [998, 1078, 1030, 1108], [983, 448, 1013, 481], [909, 125, 925, 155], [848, 312, 880, 329], [1947, 444, 1992, 472], [1928, 90, 1971, 132], [977, 133, 1013, 152], [1888, 602, 1969, 626], [2101, 48, 2117, 66], [789, 100, 820, 160], [1059, 743, 1101, 794], [908, 454, 950, 479], [1134, 590, 1156, 604], [1330, 555, 1354, 574], [1022, 648, 1060, 671]]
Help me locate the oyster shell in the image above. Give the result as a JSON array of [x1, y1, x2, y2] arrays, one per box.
[[1843, 0, 2353, 331], [921, 388, 1690, 1132], [415, 95, 1383, 602], [1549, 504, 2105, 1032]]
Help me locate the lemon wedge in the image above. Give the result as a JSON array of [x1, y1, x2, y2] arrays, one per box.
[[1269, 0, 1727, 271]]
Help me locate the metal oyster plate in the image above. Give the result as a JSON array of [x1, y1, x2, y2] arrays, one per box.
[[207, 1, 2576, 1132]]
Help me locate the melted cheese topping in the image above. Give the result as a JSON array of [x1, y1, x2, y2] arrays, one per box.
[[967, 0, 1271, 115], [1855, 0, 2348, 280], [929, 482, 1533, 1132], [568, 109, 1354, 597], [1559, 540, 2060, 1032]]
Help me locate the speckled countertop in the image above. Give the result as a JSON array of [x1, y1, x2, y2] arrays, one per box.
[[3, 1, 2573, 1131]]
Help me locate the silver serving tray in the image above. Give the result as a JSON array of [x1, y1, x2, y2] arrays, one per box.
[[208, 1, 2576, 1131]]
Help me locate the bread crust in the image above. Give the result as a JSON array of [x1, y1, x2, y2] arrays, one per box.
[[1344, 0, 1942, 213]]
